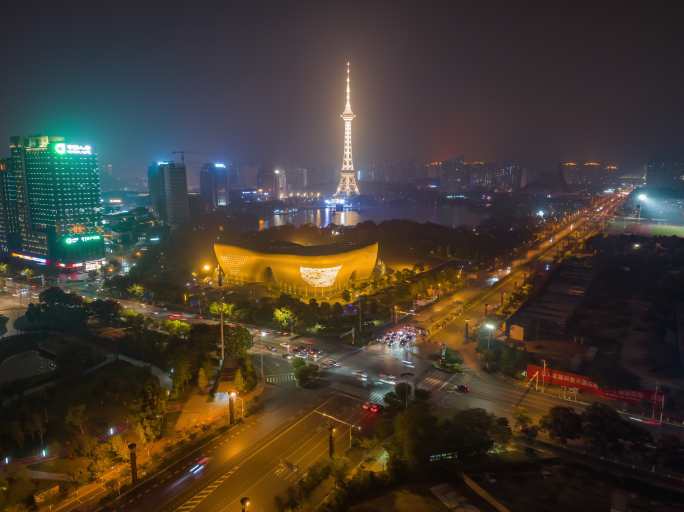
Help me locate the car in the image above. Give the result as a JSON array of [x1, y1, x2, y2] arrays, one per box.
[[189, 456, 210, 474], [353, 370, 368, 381], [325, 359, 339, 368], [268, 346, 277, 353], [379, 373, 397, 383], [456, 384, 470, 393], [362, 402, 382, 413]]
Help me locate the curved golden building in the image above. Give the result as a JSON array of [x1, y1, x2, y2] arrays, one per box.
[[214, 241, 378, 296]]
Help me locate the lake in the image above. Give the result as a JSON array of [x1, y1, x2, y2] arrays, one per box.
[[261, 203, 488, 230]]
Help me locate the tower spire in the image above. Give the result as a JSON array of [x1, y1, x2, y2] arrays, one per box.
[[345, 61, 352, 112], [335, 60, 360, 197]]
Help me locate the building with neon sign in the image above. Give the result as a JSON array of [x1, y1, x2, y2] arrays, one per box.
[[214, 241, 378, 299], [2, 135, 105, 268]]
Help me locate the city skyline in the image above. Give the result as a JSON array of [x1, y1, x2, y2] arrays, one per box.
[[1, 4, 683, 182]]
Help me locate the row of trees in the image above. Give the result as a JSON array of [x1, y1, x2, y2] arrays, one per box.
[[517, 403, 682, 471], [18, 287, 122, 332]]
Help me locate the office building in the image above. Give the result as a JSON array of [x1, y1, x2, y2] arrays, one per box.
[[148, 161, 190, 227], [200, 162, 230, 212], [0, 159, 18, 255], [273, 169, 287, 199], [6, 135, 104, 269]]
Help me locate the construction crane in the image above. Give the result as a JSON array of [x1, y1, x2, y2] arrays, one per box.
[[172, 150, 190, 163]]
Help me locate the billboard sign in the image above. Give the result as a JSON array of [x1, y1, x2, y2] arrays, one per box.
[[54, 143, 92, 155], [526, 364, 662, 404]]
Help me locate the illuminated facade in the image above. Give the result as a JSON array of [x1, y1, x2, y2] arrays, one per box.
[[214, 241, 378, 298], [335, 62, 361, 197], [200, 162, 230, 212], [5, 135, 104, 269]]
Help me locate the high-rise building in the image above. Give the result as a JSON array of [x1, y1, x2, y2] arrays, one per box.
[[646, 159, 684, 189], [0, 159, 19, 255], [288, 167, 309, 192], [335, 62, 360, 197], [6, 135, 104, 269], [200, 162, 230, 212], [273, 169, 287, 199], [560, 161, 618, 190], [148, 161, 190, 227]]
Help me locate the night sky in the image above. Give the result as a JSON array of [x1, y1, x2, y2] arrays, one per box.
[[1, 3, 683, 182]]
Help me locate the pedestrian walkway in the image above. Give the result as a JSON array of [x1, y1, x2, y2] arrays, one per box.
[[265, 372, 296, 385]]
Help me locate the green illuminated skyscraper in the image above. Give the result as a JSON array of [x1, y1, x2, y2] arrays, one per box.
[[5, 135, 105, 269]]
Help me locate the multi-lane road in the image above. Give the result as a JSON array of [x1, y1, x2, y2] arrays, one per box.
[[6, 192, 643, 511], [102, 391, 368, 512]]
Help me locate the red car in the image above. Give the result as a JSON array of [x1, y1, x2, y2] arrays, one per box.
[[362, 402, 382, 413]]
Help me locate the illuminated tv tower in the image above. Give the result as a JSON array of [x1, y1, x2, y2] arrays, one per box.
[[335, 61, 360, 197]]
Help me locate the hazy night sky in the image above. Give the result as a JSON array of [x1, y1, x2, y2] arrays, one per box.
[[1, 2, 683, 183]]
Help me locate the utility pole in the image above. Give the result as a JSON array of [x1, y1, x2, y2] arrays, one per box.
[[219, 307, 225, 364], [541, 359, 547, 394], [229, 392, 236, 425], [128, 443, 138, 484], [328, 424, 335, 459], [358, 295, 363, 337]]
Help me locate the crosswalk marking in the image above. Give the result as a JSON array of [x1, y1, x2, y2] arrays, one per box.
[[265, 372, 296, 384]]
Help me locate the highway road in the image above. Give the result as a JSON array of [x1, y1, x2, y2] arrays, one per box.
[[100, 386, 344, 512], [162, 394, 366, 512]]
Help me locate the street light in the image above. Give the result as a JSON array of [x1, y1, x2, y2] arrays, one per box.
[[230, 391, 245, 423], [637, 193, 647, 202], [484, 322, 495, 350], [202, 263, 212, 272], [240, 496, 250, 512]]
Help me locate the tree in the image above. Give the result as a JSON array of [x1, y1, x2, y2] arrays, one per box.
[[384, 382, 413, 411], [294, 364, 319, 388], [197, 367, 209, 390], [65, 404, 88, 435], [88, 299, 122, 324], [445, 408, 498, 459], [127, 283, 145, 298], [20, 268, 33, 280], [225, 325, 253, 358], [490, 417, 512, 447], [341, 290, 351, 302], [172, 356, 192, 395], [513, 408, 532, 431], [210, 301, 235, 320], [109, 434, 129, 460], [540, 406, 582, 444], [165, 319, 191, 337], [0, 262, 7, 275], [233, 368, 245, 392], [391, 401, 437, 469], [0, 315, 7, 337], [274, 307, 296, 331]]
